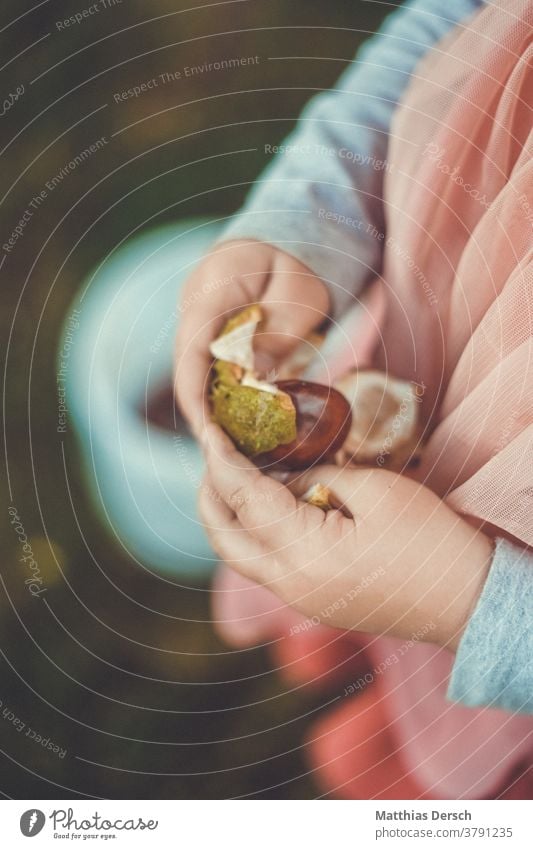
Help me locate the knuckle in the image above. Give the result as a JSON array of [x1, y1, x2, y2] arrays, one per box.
[[198, 480, 216, 513], [230, 478, 274, 527], [227, 484, 257, 522]]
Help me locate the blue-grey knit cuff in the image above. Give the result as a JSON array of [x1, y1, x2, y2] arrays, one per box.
[[447, 538, 533, 714], [217, 208, 378, 319]]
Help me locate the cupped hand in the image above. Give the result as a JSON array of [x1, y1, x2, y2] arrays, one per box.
[[199, 424, 493, 651], [174, 240, 330, 438]]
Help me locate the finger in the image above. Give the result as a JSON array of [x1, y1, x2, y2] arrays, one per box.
[[198, 474, 238, 524], [175, 291, 240, 438], [174, 253, 270, 435], [286, 464, 363, 508], [286, 464, 393, 518], [174, 347, 211, 439], [198, 476, 273, 583], [255, 252, 329, 372], [203, 424, 322, 544]]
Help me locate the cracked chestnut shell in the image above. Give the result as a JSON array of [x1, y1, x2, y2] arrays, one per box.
[[257, 379, 352, 470]]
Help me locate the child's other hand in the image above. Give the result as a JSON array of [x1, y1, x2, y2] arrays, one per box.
[[174, 240, 329, 438], [199, 425, 493, 651]]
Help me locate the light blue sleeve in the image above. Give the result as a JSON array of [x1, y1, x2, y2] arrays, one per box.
[[220, 0, 484, 316], [447, 538, 533, 714]]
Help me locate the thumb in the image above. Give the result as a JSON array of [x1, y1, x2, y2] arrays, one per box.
[[254, 251, 329, 374]]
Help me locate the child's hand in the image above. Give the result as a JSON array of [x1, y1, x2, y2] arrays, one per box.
[[174, 240, 329, 437], [199, 425, 493, 651]]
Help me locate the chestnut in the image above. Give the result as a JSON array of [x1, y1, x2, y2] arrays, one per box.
[[257, 379, 352, 470]]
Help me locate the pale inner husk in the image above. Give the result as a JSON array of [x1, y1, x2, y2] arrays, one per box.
[[334, 369, 420, 467], [209, 318, 260, 374]]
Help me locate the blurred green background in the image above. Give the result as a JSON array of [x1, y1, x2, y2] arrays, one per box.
[[1, 0, 391, 799]]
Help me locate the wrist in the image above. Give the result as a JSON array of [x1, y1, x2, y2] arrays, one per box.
[[440, 527, 494, 653]]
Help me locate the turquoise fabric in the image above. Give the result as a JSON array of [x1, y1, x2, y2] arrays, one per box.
[[62, 221, 221, 578]]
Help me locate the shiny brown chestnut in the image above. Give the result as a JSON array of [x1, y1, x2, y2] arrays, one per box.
[[257, 379, 352, 470]]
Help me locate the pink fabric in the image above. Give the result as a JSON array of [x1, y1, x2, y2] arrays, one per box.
[[212, 561, 297, 646], [364, 0, 533, 799], [213, 0, 533, 798]]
